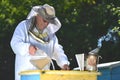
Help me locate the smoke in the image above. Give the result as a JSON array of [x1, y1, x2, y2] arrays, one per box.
[[97, 26, 120, 48], [89, 26, 120, 55]]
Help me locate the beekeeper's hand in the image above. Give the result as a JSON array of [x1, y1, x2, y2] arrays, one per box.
[[29, 45, 37, 55], [61, 64, 70, 70]]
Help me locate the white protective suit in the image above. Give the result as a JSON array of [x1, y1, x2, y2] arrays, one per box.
[[10, 5, 69, 80]]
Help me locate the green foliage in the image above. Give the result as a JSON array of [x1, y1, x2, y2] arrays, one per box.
[[0, 0, 120, 69]]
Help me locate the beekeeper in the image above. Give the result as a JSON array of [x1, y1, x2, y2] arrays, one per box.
[[10, 4, 70, 80]]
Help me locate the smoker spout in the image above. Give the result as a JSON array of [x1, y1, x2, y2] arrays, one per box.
[[89, 47, 101, 55]]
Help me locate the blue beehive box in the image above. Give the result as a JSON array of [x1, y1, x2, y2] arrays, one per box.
[[20, 71, 40, 80], [97, 61, 120, 80]]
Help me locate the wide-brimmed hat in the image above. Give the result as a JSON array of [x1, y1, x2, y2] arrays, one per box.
[[27, 4, 61, 36], [33, 4, 56, 24]]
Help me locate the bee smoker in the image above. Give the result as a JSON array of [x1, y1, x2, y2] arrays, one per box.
[[85, 48, 101, 71]]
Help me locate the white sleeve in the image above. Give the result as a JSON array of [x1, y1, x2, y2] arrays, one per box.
[[10, 21, 30, 56], [52, 36, 70, 68]]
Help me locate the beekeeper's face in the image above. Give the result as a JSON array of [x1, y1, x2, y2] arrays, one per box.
[[35, 14, 49, 30]]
